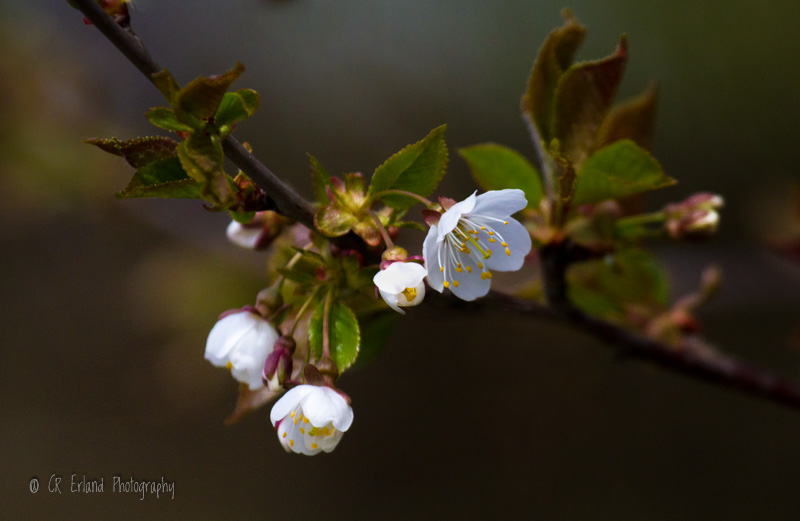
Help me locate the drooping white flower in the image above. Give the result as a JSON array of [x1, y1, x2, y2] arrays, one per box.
[[205, 308, 279, 390], [270, 385, 354, 455], [226, 211, 287, 250], [423, 189, 532, 301], [373, 261, 427, 314]]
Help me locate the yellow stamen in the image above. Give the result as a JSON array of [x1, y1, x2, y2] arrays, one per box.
[[443, 281, 450, 288], [501, 242, 508, 247], [453, 280, 460, 287], [303, 418, 309, 424], [290, 411, 296, 418], [299, 427, 305, 434], [226, 361, 233, 370], [440, 267, 444, 272], [505, 248, 511, 256], [480, 226, 486, 230], [402, 286, 417, 301], [477, 262, 483, 269], [486, 271, 493, 279], [489, 238, 496, 243], [312, 443, 318, 449], [503, 221, 509, 225], [466, 266, 472, 273], [293, 418, 297, 425], [289, 439, 294, 447], [488, 231, 494, 235], [282, 432, 287, 438]]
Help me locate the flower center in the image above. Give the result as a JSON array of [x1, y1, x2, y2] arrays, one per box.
[[281, 406, 338, 452], [401, 286, 417, 302]]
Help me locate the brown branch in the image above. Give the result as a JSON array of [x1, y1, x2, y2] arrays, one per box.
[[71, 0, 800, 412]]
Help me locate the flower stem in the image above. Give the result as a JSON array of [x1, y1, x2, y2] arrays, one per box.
[[368, 190, 435, 208], [368, 209, 394, 249], [321, 288, 333, 360], [289, 286, 321, 336]]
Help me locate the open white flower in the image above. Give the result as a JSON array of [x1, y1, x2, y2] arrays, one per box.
[[205, 309, 279, 390], [423, 189, 531, 301], [373, 261, 427, 314], [270, 385, 354, 455]]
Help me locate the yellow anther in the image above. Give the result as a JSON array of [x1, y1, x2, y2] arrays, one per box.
[[486, 271, 493, 279], [402, 286, 417, 301], [488, 231, 494, 235], [303, 418, 309, 424], [299, 427, 305, 434], [477, 262, 483, 269], [486, 249, 492, 257], [312, 443, 318, 449], [505, 248, 511, 256], [226, 361, 233, 370], [501, 242, 508, 247], [289, 439, 294, 447], [324, 428, 331, 435], [503, 221, 509, 225], [489, 238, 496, 243], [282, 432, 287, 438], [480, 272, 487, 280], [440, 267, 444, 272], [466, 266, 472, 273], [456, 266, 462, 273], [453, 280, 460, 287], [443, 281, 450, 288], [290, 411, 296, 418], [464, 248, 471, 254], [293, 418, 298, 425], [480, 226, 486, 230]]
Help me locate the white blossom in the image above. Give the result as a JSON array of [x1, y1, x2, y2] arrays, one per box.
[[423, 189, 531, 301], [373, 261, 427, 314], [205, 309, 279, 390], [270, 385, 354, 455]]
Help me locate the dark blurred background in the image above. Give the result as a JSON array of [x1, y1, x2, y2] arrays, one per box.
[[4, 1, 800, 519]]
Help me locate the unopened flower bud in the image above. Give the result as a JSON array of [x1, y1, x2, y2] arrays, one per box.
[[373, 261, 427, 314], [664, 193, 724, 240], [263, 336, 296, 392], [381, 246, 408, 263], [256, 285, 284, 316], [226, 211, 289, 250]]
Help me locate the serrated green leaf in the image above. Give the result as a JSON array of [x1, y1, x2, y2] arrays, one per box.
[[115, 157, 203, 200], [352, 312, 397, 369], [291, 247, 326, 264], [367, 125, 448, 210], [572, 140, 675, 206], [177, 134, 231, 205], [152, 68, 181, 102], [277, 267, 318, 286], [308, 154, 333, 206], [594, 84, 659, 152], [568, 248, 670, 321], [309, 298, 361, 371], [175, 62, 245, 123], [85, 136, 178, 168], [146, 107, 195, 132], [459, 143, 543, 208], [552, 36, 628, 167], [521, 11, 586, 144], [214, 89, 260, 129], [314, 205, 357, 237]]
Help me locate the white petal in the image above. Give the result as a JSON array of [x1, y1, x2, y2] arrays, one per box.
[[480, 217, 532, 272], [448, 260, 492, 302], [378, 289, 405, 314], [204, 311, 257, 367], [423, 226, 445, 292], [226, 220, 263, 249], [302, 387, 354, 431], [470, 189, 527, 219], [437, 192, 477, 240], [322, 429, 344, 452], [270, 385, 316, 426], [373, 262, 427, 293]]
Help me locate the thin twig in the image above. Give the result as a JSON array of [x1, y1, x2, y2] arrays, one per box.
[[71, 0, 800, 412]]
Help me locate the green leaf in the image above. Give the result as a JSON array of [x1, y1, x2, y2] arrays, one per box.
[[146, 107, 195, 132], [291, 247, 326, 264], [594, 84, 659, 152], [459, 143, 543, 208], [85, 136, 178, 168], [309, 298, 361, 371], [177, 133, 231, 205], [520, 11, 586, 145], [152, 68, 181, 102], [367, 125, 448, 210], [568, 248, 670, 321], [276, 267, 318, 286], [552, 36, 628, 167], [115, 157, 203, 200], [214, 89, 260, 129], [572, 139, 675, 206], [352, 312, 397, 369], [308, 155, 337, 206], [175, 62, 245, 122], [314, 205, 357, 237]]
